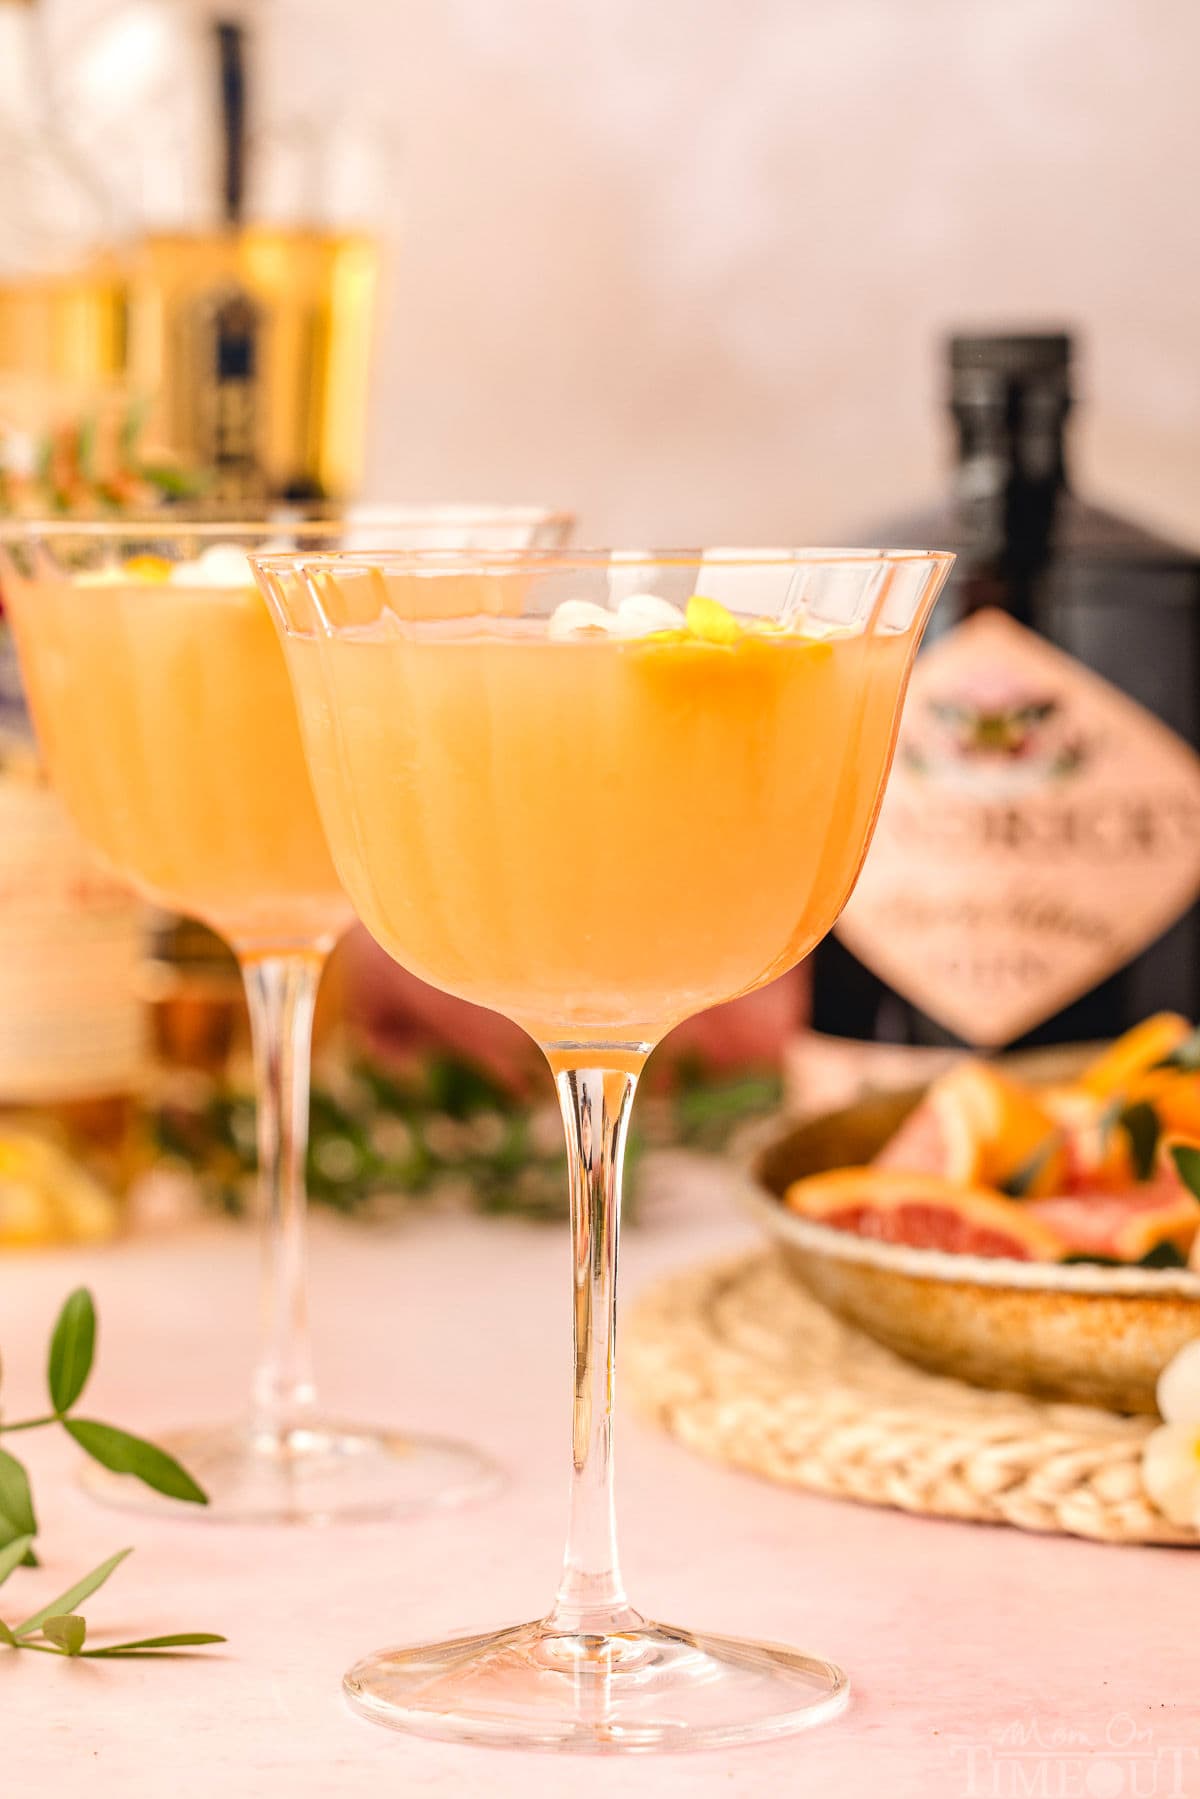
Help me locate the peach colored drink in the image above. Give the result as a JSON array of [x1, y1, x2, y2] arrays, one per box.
[[283, 618, 912, 1046], [253, 548, 949, 1752], [6, 573, 352, 954]]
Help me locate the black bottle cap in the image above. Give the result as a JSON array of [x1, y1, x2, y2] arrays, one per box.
[[949, 332, 1073, 380]]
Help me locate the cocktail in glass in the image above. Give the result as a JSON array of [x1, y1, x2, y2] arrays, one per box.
[[0, 508, 570, 1523], [252, 546, 952, 1746]]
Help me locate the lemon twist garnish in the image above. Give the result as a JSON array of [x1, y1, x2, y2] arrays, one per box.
[[686, 594, 742, 644], [634, 595, 826, 651], [123, 554, 173, 583]]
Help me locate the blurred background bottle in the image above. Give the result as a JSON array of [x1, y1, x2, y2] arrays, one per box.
[[0, 623, 146, 1241], [122, 4, 380, 506], [0, 0, 125, 403], [0, 0, 142, 1242], [802, 331, 1200, 1110], [1, 0, 386, 509], [0, 0, 390, 1239]]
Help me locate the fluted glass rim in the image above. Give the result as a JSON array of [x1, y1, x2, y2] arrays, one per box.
[[0, 504, 575, 546], [250, 545, 956, 577]]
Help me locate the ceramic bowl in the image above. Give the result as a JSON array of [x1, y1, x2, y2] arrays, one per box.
[[749, 1082, 1200, 1413]]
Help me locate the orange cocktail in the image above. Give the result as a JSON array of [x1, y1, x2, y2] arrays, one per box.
[[254, 548, 950, 1754], [0, 512, 569, 1526], [6, 563, 350, 954], [284, 610, 912, 1044]]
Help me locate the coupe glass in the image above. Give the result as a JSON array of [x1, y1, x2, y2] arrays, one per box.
[[0, 507, 570, 1524], [252, 545, 952, 1749]]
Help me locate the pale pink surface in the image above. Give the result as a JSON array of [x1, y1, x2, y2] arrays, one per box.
[[0, 1163, 1194, 1796]]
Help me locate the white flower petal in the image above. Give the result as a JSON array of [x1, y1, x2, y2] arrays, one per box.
[[1156, 1337, 1200, 1423], [615, 593, 686, 635], [546, 600, 617, 639], [170, 544, 253, 588], [1142, 1421, 1200, 1525]]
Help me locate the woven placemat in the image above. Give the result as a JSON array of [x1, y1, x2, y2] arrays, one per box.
[[625, 1252, 1197, 1546]]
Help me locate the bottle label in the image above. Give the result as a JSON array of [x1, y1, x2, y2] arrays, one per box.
[[836, 608, 1200, 1046], [173, 282, 267, 508]]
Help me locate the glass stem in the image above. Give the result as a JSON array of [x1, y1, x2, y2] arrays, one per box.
[[241, 952, 323, 1442], [546, 1064, 643, 1637]]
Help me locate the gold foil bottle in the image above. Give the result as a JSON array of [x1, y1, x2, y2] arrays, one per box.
[[0, 0, 144, 1242], [0, 0, 128, 457], [126, 11, 380, 505]]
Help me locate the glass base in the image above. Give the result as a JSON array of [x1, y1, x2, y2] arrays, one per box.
[[343, 1615, 849, 1753], [78, 1419, 502, 1525]]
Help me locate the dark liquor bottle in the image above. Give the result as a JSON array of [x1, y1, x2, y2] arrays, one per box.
[[803, 331, 1200, 1108]]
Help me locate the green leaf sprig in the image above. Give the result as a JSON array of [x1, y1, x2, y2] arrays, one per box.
[[1094, 1094, 1173, 1184], [0, 1288, 206, 1560], [1116, 1100, 1162, 1182], [0, 1538, 223, 1659], [1170, 1141, 1200, 1203], [0, 1288, 223, 1661]]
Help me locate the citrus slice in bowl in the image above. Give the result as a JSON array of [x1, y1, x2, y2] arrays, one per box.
[[1025, 1184, 1200, 1262], [1147, 1074, 1200, 1140], [1040, 1084, 1135, 1192], [870, 1086, 979, 1180], [1078, 1012, 1193, 1100], [784, 1168, 1068, 1261], [874, 1060, 1066, 1196]]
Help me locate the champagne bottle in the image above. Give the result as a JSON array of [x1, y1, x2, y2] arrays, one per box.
[[0, 0, 127, 414], [802, 332, 1200, 1110], [122, 6, 381, 505], [0, 0, 147, 1239], [0, 621, 148, 1240]]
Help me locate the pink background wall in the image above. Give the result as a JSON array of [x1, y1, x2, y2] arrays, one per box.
[[322, 0, 1199, 547], [57, 0, 1200, 547]]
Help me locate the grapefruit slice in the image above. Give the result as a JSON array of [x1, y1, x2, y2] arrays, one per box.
[[1043, 1070, 1200, 1193], [874, 1060, 1065, 1197], [1042, 1084, 1137, 1194], [1025, 1184, 1200, 1262], [785, 1169, 1068, 1261], [872, 1091, 978, 1180], [945, 1062, 1067, 1195]]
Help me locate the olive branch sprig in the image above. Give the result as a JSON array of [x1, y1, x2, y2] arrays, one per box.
[[0, 1289, 223, 1660]]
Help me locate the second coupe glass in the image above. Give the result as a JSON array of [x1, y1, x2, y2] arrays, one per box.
[[0, 506, 570, 1523]]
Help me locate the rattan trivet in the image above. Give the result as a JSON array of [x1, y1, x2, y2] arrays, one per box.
[[625, 1253, 1197, 1546]]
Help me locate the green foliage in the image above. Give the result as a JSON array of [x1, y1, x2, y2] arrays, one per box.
[[1170, 1141, 1200, 1202], [152, 1049, 785, 1223], [47, 1288, 95, 1413], [63, 1422, 206, 1506], [1117, 1101, 1162, 1181], [0, 1296, 222, 1665]]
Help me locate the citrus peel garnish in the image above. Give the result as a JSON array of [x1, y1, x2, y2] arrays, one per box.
[[685, 594, 742, 644], [546, 591, 828, 650], [122, 554, 173, 583], [1079, 1013, 1192, 1099], [639, 596, 800, 648], [682, 598, 800, 642]]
